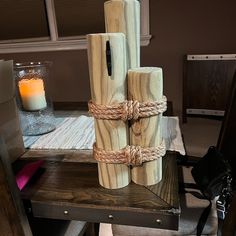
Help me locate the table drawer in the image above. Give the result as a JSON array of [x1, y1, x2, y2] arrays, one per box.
[[31, 202, 179, 230]]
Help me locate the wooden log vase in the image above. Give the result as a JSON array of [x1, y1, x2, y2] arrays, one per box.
[[104, 0, 140, 69], [87, 33, 131, 189], [128, 67, 165, 186]]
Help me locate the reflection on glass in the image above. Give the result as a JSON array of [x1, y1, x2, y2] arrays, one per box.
[[54, 0, 105, 37], [0, 0, 49, 40]]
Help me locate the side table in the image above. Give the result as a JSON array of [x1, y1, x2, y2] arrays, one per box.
[[18, 150, 180, 230]]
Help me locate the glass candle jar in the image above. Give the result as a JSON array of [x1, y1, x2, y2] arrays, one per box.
[[14, 62, 56, 136]]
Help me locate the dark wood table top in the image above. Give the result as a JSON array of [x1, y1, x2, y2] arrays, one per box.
[[18, 150, 180, 230]]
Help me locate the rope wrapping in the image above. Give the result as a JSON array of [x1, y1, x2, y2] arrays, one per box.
[[88, 96, 167, 121], [93, 140, 166, 166]]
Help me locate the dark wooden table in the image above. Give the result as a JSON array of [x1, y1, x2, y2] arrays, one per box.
[[18, 150, 180, 231]]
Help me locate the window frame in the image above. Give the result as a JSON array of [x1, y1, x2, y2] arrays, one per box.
[[0, 0, 151, 53]]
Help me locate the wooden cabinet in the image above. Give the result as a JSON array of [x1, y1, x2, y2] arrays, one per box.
[[183, 54, 236, 122]]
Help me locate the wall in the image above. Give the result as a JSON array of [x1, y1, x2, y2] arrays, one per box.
[[142, 0, 236, 117], [1, 0, 236, 117]]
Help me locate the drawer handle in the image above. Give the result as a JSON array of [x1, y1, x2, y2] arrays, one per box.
[[156, 219, 162, 225], [108, 214, 114, 220], [64, 210, 69, 215]]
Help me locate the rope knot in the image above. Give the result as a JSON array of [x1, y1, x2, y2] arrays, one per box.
[[88, 95, 167, 121], [122, 100, 140, 121], [93, 140, 166, 166], [125, 145, 142, 165]]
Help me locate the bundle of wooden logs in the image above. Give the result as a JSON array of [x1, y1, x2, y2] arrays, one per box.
[[87, 0, 167, 189]]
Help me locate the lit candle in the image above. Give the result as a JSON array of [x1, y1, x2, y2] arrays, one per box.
[[18, 77, 47, 111]]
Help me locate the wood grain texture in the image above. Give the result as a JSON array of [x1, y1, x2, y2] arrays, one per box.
[[0, 138, 32, 236], [183, 59, 236, 120], [87, 33, 130, 189], [21, 149, 95, 163], [128, 67, 163, 185], [146, 152, 179, 209], [19, 152, 179, 230], [104, 0, 140, 69]]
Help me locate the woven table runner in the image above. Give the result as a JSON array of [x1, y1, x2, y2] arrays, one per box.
[[23, 115, 185, 155]]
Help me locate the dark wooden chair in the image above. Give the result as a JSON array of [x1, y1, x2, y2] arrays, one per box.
[[217, 70, 236, 236], [110, 102, 219, 236], [100, 66, 236, 235], [183, 55, 236, 123], [217, 70, 236, 186]]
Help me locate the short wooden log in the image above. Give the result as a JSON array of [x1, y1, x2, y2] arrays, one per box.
[[104, 0, 140, 69], [87, 33, 131, 189], [128, 67, 164, 186]]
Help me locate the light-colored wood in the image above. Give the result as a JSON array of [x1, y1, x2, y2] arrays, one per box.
[[128, 67, 163, 185], [104, 0, 140, 69], [0, 60, 25, 163], [87, 33, 130, 189]]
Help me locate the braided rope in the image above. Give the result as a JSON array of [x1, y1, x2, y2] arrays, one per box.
[[93, 140, 166, 166], [88, 96, 167, 121]]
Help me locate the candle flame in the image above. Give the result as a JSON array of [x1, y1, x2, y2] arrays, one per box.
[[18, 78, 45, 96]]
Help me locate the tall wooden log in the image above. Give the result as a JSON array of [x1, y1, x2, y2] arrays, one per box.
[[87, 33, 130, 189], [104, 0, 140, 69], [128, 67, 163, 185]]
